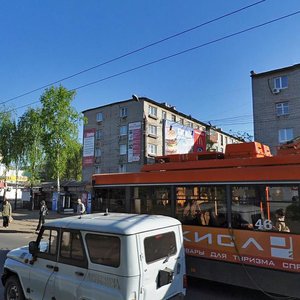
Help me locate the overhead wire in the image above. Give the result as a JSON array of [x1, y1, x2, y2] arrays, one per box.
[[0, 0, 266, 106], [7, 9, 300, 117]]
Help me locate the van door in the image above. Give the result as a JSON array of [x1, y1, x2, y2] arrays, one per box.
[[138, 226, 185, 300], [29, 228, 59, 300], [51, 230, 88, 300]]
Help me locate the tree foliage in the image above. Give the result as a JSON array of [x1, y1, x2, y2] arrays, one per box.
[[18, 108, 44, 185], [0, 111, 15, 170], [0, 85, 83, 193], [40, 86, 83, 190]]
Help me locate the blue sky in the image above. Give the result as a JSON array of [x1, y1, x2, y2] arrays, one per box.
[[1, 0, 300, 141]]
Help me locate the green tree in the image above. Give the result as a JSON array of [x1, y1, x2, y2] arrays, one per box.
[[0, 111, 15, 200], [0, 111, 26, 208], [64, 141, 82, 181], [40, 86, 82, 194], [19, 108, 45, 209], [0, 112, 13, 169]]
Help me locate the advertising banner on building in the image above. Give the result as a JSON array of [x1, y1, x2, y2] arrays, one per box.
[[184, 225, 300, 273], [128, 122, 142, 162], [164, 120, 206, 155], [193, 129, 206, 152], [83, 128, 96, 166]]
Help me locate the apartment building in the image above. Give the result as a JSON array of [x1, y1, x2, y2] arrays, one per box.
[[82, 96, 240, 182], [251, 63, 300, 153]]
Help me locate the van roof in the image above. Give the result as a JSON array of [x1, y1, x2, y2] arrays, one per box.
[[45, 213, 181, 235]]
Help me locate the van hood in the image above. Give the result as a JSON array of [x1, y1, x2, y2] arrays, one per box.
[[7, 245, 32, 264]]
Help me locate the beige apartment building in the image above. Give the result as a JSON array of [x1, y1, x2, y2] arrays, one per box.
[[252, 63, 300, 154], [82, 96, 241, 182]]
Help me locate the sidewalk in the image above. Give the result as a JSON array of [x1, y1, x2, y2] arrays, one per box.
[[2, 209, 69, 234]]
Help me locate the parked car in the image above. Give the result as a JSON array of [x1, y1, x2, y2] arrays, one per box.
[[2, 212, 186, 300]]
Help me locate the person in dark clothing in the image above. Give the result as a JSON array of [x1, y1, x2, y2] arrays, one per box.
[[2, 199, 12, 228], [35, 200, 48, 233]]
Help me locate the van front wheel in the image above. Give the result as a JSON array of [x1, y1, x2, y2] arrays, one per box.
[[4, 275, 25, 300]]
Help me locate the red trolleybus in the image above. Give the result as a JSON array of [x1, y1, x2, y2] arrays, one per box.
[[92, 141, 300, 297]]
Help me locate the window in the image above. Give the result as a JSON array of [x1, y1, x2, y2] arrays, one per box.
[[177, 185, 227, 227], [144, 232, 176, 264], [131, 186, 172, 215], [231, 186, 264, 230], [268, 186, 300, 234], [276, 102, 289, 116], [120, 125, 127, 136], [230, 184, 300, 234], [120, 107, 128, 118], [279, 128, 293, 143], [96, 112, 103, 122], [38, 228, 58, 259], [148, 144, 157, 155], [186, 121, 193, 128], [274, 76, 288, 89], [86, 234, 120, 267], [220, 135, 224, 146], [119, 164, 126, 173], [179, 118, 184, 125], [171, 114, 176, 122], [59, 231, 87, 268], [95, 165, 101, 174], [96, 129, 102, 140], [148, 105, 157, 118], [162, 111, 166, 119], [95, 148, 101, 157], [120, 144, 127, 155], [149, 124, 157, 136], [60, 231, 84, 260]]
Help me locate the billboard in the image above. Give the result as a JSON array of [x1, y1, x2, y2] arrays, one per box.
[[128, 122, 142, 162], [164, 120, 206, 155], [83, 128, 96, 166]]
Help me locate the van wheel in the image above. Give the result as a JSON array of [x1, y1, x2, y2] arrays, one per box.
[[4, 275, 25, 300]]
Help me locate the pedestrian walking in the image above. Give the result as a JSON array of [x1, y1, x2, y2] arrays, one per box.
[[35, 200, 48, 233], [2, 199, 12, 228], [77, 198, 86, 216]]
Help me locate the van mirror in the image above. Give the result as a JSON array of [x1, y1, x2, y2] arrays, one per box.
[[29, 241, 38, 256]]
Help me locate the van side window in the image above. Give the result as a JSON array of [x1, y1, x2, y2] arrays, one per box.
[[38, 228, 58, 261], [85, 234, 120, 268], [144, 231, 176, 264], [59, 230, 87, 268]]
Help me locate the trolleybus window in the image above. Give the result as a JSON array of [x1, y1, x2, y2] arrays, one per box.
[[177, 185, 227, 227], [230, 185, 300, 233], [131, 186, 172, 216], [231, 186, 263, 230], [94, 188, 126, 212]]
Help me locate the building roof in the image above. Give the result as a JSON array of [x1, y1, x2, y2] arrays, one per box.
[[250, 63, 300, 78], [45, 212, 181, 235], [82, 96, 242, 141]]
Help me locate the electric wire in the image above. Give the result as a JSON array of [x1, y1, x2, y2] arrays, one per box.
[[7, 9, 300, 117], [0, 0, 266, 106]]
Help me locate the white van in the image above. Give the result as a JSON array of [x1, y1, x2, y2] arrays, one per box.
[[2, 213, 186, 300]]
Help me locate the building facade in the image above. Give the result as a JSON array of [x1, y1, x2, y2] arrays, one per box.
[[252, 64, 300, 153], [82, 97, 241, 182]]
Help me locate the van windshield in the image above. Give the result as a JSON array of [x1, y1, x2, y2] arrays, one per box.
[[144, 231, 177, 264]]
